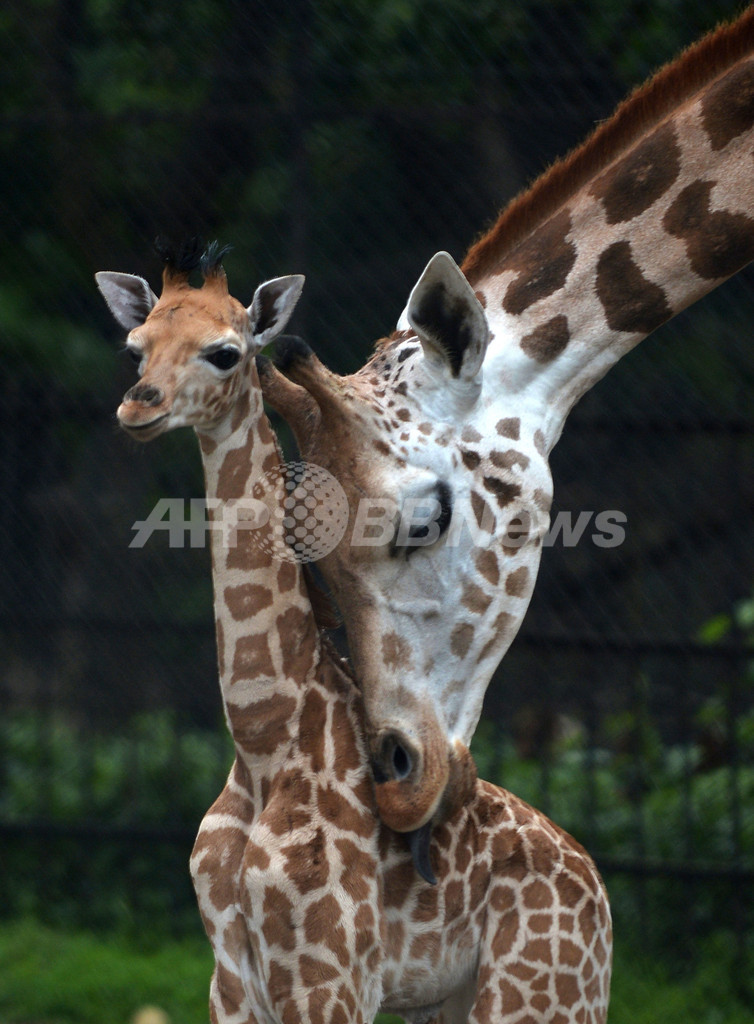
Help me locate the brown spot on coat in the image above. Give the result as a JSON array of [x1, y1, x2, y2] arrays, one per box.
[[264, 769, 313, 835], [409, 932, 441, 964], [596, 240, 672, 333], [523, 878, 553, 908], [491, 907, 520, 958], [555, 973, 581, 1006], [334, 837, 377, 902], [461, 449, 481, 470], [522, 937, 554, 966], [300, 688, 327, 771], [560, 937, 585, 967], [277, 561, 298, 592], [262, 886, 296, 951], [502, 513, 531, 554], [217, 435, 254, 499], [471, 491, 495, 533], [450, 621, 475, 658], [305, 893, 349, 965], [382, 859, 416, 908], [490, 449, 530, 472], [478, 612, 515, 663], [224, 582, 273, 621], [229, 388, 251, 432], [503, 210, 576, 315], [412, 885, 440, 923], [474, 548, 500, 586], [483, 475, 522, 508], [231, 633, 275, 683], [226, 539, 273, 573], [317, 783, 373, 837], [382, 631, 412, 670], [299, 953, 340, 986], [215, 961, 247, 1016], [590, 122, 680, 223], [499, 979, 525, 1014], [461, 425, 482, 443], [461, 581, 492, 614], [268, 961, 294, 1004], [331, 700, 361, 777], [496, 417, 520, 440], [664, 180, 754, 280], [521, 315, 571, 363], [282, 827, 329, 894], [701, 59, 754, 150], [230, 694, 297, 755], [244, 840, 271, 871]]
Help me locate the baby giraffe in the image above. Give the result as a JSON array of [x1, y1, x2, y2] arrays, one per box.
[[97, 243, 611, 1024]]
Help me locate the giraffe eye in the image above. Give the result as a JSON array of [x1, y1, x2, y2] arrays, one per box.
[[204, 346, 241, 371], [397, 481, 453, 558], [125, 346, 143, 366]]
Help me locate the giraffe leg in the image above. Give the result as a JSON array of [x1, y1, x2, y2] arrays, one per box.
[[208, 965, 261, 1024]]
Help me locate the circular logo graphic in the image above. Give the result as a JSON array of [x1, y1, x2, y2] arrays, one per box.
[[253, 461, 349, 563]]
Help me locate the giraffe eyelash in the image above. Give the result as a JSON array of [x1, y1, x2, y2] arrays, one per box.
[[124, 345, 144, 367]]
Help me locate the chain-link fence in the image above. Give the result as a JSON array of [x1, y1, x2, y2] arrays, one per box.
[[1, 0, 753, 980]]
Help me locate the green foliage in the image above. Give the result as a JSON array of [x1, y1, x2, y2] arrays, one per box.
[[0, 919, 213, 1024], [1, 709, 233, 825], [0, 710, 233, 934]]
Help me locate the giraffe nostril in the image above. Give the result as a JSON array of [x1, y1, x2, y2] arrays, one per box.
[[374, 732, 414, 783], [392, 743, 412, 780], [124, 383, 164, 407]]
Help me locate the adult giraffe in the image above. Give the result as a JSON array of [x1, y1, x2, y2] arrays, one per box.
[[260, 6, 754, 838], [96, 244, 612, 1024]]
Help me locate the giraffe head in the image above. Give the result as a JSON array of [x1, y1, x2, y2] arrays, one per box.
[[96, 241, 303, 440], [261, 252, 551, 835]]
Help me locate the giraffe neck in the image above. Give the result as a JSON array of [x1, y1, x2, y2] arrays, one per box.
[[462, 7, 754, 449], [197, 361, 320, 787]]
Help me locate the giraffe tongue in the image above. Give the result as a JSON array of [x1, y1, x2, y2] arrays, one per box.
[[407, 822, 437, 886]]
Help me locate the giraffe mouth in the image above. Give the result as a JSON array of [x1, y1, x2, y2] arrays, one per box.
[[119, 413, 170, 440]]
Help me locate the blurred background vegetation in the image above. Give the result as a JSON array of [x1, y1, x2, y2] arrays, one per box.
[[1, 0, 754, 1020]]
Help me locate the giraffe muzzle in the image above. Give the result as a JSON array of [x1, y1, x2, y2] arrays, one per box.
[[124, 382, 165, 407], [369, 727, 449, 833]]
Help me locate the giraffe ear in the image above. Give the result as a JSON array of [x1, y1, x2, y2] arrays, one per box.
[[95, 272, 158, 331], [405, 252, 489, 381], [247, 275, 305, 350]]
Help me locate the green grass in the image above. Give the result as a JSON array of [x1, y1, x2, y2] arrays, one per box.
[[1, 920, 753, 1024], [0, 920, 213, 1024]]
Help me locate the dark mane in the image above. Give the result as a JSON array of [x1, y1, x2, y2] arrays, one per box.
[[154, 235, 204, 274], [201, 240, 233, 278], [461, 5, 754, 283], [153, 236, 232, 282]]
